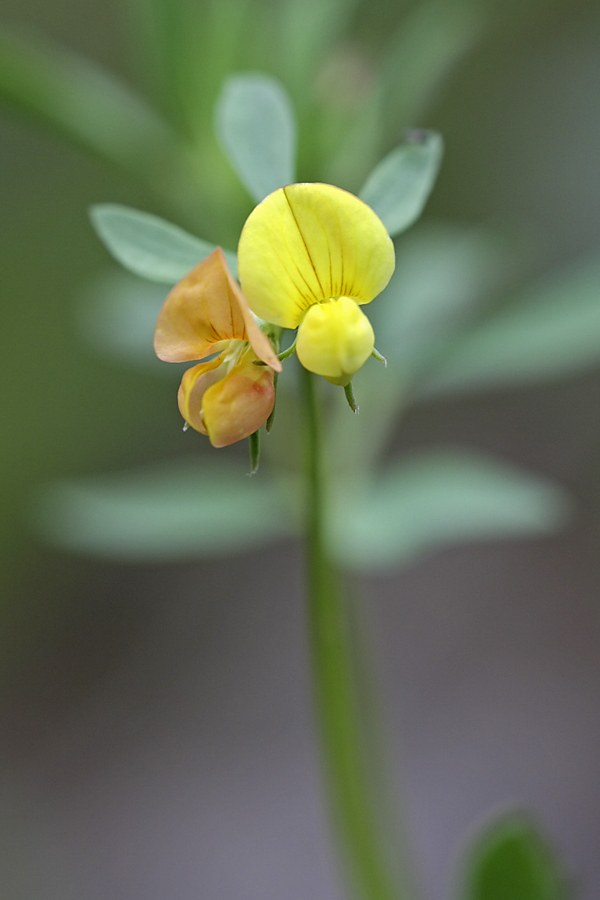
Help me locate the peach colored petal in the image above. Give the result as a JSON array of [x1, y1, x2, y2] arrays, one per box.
[[202, 349, 275, 448], [153, 248, 250, 363], [177, 355, 225, 434], [223, 268, 282, 372]]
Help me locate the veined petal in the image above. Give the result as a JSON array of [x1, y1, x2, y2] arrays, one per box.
[[177, 356, 226, 434], [237, 183, 395, 328], [296, 297, 375, 385], [154, 247, 281, 370], [202, 349, 275, 448]]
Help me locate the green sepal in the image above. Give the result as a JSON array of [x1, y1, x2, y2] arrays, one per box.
[[249, 429, 261, 474], [266, 374, 278, 434], [343, 381, 359, 413]]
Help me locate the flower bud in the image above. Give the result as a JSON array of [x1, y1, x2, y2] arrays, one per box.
[[296, 297, 375, 386]]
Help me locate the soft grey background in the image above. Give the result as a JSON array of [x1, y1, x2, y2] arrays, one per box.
[[1, 1, 600, 898]]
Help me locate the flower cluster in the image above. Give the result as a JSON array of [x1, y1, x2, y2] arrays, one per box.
[[154, 183, 395, 446]]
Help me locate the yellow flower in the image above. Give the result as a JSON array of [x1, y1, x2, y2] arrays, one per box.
[[154, 248, 281, 446], [237, 183, 395, 385]]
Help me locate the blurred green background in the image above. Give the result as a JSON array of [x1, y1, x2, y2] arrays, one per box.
[[1, 0, 600, 898]]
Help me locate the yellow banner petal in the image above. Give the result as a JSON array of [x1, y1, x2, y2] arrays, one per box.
[[154, 248, 281, 371], [237, 183, 395, 329]]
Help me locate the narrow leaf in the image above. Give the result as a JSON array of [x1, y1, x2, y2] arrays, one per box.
[[0, 24, 182, 182], [359, 131, 443, 236], [90, 204, 238, 283], [379, 0, 486, 142], [215, 73, 296, 202], [420, 256, 600, 397], [460, 812, 569, 900], [34, 458, 293, 561], [276, 0, 360, 102], [326, 0, 486, 189], [331, 451, 569, 571]]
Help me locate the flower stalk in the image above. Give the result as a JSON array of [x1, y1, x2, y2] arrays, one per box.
[[302, 368, 410, 900]]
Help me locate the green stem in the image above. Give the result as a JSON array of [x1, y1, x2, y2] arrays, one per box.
[[301, 368, 410, 900]]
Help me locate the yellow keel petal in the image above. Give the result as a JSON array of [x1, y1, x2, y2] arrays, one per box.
[[296, 297, 374, 383]]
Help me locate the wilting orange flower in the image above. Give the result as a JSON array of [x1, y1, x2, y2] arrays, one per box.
[[154, 248, 281, 447]]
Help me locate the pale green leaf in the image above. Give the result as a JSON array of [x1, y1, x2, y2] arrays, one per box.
[[215, 73, 296, 202], [331, 451, 569, 571], [34, 458, 293, 561], [460, 812, 569, 900], [420, 256, 600, 397], [359, 131, 443, 236], [90, 204, 237, 283]]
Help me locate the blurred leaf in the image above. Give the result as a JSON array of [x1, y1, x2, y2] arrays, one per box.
[[77, 269, 170, 370], [460, 812, 569, 900], [379, 0, 485, 141], [0, 24, 188, 189], [277, 0, 360, 104], [128, 0, 254, 143], [331, 450, 569, 571], [359, 131, 443, 236], [34, 458, 294, 561], [371, 225, 512, 371], [327, 0, 486, 189], [126, 0, 200, 133], [215, 73, 296, 202], [328, 227, 512, 477], [420, 256, 600, 398], [90, 204, 238, 284]]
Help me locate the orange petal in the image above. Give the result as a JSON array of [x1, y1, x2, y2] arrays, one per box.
[[202, 349, 275, 448], [154, 248, 280, 370], [225, 271, 282, 372], [177, 356, 226, 434]]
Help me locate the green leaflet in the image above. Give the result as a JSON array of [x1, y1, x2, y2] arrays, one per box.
[[459, 812, 569, 900], [90, 204, 238, 283], [359, 131, 443, 236], [34, 458, 294, 561], [215, 73, 297, 202], [330, 450, 569, 571]]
